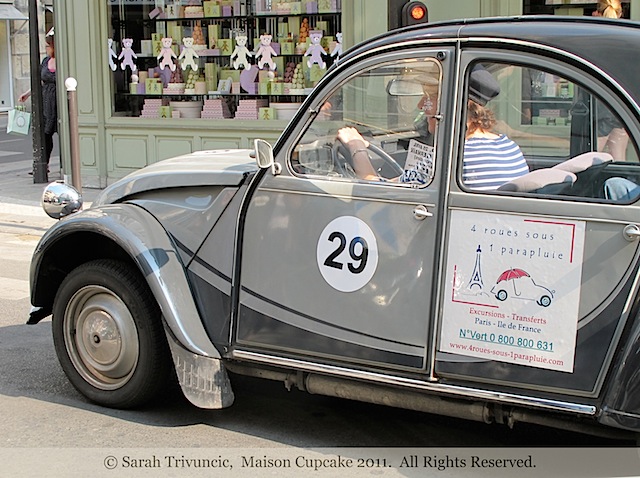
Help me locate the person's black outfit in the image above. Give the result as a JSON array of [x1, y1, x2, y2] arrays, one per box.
[[41, 56, 57, 166]]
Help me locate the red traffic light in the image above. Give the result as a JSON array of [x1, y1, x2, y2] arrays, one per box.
[[410, 4, 426, 21], [401, 1, 428, 26]]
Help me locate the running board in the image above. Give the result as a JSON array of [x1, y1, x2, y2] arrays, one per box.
[[231, 350, 596, 416]]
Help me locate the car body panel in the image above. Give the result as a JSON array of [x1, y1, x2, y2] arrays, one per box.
[[238, 175, 439, 370], [129, 185, 240, 265], [94, 149, 256, 206]]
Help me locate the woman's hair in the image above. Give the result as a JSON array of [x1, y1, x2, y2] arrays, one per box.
[[466, 100, 496, 135], [596, 0, 622, 18], [45, 34, 54, 48]]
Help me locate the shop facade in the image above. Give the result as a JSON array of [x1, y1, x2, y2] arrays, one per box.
[[53, 0, 638, 187]]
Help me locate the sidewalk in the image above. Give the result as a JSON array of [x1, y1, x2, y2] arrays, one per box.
[[0, 112, 102, 234]]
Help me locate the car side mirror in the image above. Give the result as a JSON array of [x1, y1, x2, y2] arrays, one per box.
[[254, 139, 281, 176]]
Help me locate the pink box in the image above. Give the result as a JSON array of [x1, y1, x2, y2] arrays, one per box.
[[149, 7, 162, 19], [222, 5, 232, 16], [306, 1, 318, 14]]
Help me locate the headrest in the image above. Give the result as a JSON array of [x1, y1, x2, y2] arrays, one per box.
[[497, 168, 577, 193], [552, 152, 613, 173]]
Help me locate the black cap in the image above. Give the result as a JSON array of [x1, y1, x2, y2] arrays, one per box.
[[468, 67, 500, 106]]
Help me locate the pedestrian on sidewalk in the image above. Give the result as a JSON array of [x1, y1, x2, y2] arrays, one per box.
[[19, 30, 57, 173]]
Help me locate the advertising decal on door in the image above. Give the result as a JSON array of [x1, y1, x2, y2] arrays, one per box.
[[440, 210, 585, 372]]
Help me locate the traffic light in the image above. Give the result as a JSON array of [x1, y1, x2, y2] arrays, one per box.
[[388, 0, 428, 30], [402, 1, 428, 26]]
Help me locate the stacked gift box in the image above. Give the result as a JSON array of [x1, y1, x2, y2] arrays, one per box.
[[140, 98, 163, 118], [253, 0, 338, 14], [202, 0, 241, 17], [200, 98, 233, 119], [235, 98, 269, 119], [184, 4, 205, 18]]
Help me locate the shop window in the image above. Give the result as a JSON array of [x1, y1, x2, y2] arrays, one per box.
[[460, 61, 640, 202], [523, 0, 630, 18], [107, 1, 341, 119], [290, 58, 441, 187]]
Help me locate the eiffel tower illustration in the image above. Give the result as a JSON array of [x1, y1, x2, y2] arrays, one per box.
[[468, 245, 484, 290]]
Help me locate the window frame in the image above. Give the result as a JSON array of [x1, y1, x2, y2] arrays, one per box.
[[284, 53, 447, 189], [455, 49, 640, 204]]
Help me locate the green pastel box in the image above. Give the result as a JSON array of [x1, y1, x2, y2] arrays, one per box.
[[281, 41, 295, 55], [270, 82, 284, 95], [258, 82, 271, 95], [145, 79, 163, 95], [216, 38, 234, 55], [259, 107, 276, 120]]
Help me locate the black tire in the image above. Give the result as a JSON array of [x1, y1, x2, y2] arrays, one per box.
[[52, 259, 173, 408], [496, 290, 508, 301]]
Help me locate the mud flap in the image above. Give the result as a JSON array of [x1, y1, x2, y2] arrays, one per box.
[[164, 326, 235, 409]]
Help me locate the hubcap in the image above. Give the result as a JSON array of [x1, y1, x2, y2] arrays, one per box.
[[64, 285, 139, 390]]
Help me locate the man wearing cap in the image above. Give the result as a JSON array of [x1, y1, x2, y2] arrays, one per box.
[[462, 66, 529, 190]]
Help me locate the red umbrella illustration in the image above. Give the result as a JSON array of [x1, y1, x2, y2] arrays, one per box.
[[491, 268, 553, 307], [496, 268, 530, 283]]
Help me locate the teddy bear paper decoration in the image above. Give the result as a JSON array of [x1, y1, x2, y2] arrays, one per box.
[[255, 34, 277, 71], [119, 38, 138, 72], [231, 32, 253, 70], [108, 38, 118, 72], [305, 30, 326, 69], [331, 32, 343, 60], [157, 37, 177, 71], [179, 37, 199, 71]]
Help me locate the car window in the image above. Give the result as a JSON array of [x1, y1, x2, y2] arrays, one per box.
[[290, 58, 442, 187], [460, 61, 640, 202]]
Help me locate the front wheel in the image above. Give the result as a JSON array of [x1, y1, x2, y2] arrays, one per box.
[[52, 259, 173, 408], [538, 295, 552, 307]]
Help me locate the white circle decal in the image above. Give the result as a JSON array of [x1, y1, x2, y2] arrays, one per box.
[[316, 216, 378, 292]]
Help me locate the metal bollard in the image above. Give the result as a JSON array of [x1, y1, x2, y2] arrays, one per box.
[[65, 77, 82, 192]]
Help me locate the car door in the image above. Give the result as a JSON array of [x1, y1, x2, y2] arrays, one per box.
[[235, 49, 454, 372], [436, 50, 640, 399]]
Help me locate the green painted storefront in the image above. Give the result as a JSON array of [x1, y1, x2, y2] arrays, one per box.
[[53, 0, 633, 187]]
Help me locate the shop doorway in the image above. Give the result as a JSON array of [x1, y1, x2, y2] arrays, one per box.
[[0, 21, 13, 112]]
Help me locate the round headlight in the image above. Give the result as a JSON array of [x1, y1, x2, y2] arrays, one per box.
[[42, 181, 83, 219]]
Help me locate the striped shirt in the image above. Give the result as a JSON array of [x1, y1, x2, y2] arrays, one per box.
[[463, 134, 529, 190]]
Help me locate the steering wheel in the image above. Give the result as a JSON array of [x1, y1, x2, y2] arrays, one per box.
[[332, 139, 404, 179]]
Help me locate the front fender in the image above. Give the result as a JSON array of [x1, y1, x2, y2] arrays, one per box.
[[30, 204, 220, 358]]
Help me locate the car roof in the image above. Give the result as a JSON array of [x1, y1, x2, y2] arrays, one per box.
[[340, 15, 640, 105]]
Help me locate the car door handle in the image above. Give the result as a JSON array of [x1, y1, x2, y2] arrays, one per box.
[[623, 224, 640, 241], [413, 205, 433, 220]]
